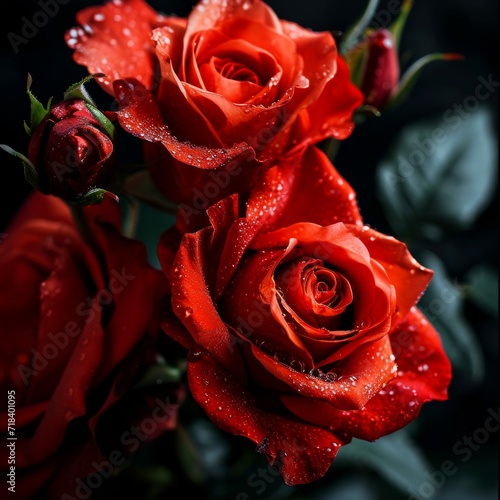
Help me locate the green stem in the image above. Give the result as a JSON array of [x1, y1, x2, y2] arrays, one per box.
[[325, 138, 341, 163], [123, 196, 141, 239]]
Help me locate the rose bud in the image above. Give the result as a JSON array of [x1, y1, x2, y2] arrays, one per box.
[[27, 98, 116, 202], [359, 28, 400, 111]]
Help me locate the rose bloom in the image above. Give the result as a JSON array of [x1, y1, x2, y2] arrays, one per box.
[[65, 0, 364, 205], [28, 98, 116, 202], [0, 193, 183, 498], [158, 145, 452, 485]]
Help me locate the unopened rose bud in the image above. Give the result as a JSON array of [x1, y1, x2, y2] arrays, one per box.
[[27, 98, 116, 201], [360, 28, 400, 111]]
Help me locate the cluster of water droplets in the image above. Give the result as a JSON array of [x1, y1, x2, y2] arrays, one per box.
[[254, 338, 339, 383]]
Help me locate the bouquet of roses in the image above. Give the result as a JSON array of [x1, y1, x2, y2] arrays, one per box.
[[1, 0, 497, 499]]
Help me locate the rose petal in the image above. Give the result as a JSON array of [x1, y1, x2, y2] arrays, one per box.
[[152, 35, 223, 144], [290, 55, 364, 145], [113, 79, 257, 205], [282, 307, 451, 441], [197, 39, 281, 103], [5, 192, 73, 231], [251, 334, 397, 410], [26, 234, 94, 403], [221, 241, 314, 367], [167, 200, 247, 379], [248, 146, 363, 235], [65, 0, 174, 92], [184, 0, 282, 48], [187, 346, 348, 485], [352, 225, 434, 325], [24, 307, 104, 466]]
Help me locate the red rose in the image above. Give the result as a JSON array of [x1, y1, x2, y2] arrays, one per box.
[[28, 98, 116, 201], [65, 0, 364, 205], [0, 193, 183, 498], [158, 145, 451, 485]]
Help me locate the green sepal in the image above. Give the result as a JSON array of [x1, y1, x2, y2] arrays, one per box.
[[385, 52, 464, 111], [71, 187, 119, 206], [388, 0, 413, 49], [63, 73, 106, 107], [0, 144, 39, 189], [132, 357, 184, 391], [340, 0, 380, 55], [355, 104, 382, 120], [85, 102, 116, 139], [344, 38, 369, 88], [25, 73, 52, 136]]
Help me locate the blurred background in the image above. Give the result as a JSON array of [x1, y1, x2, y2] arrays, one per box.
[[1, 1, 497, 499]]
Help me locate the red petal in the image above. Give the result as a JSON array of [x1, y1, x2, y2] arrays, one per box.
[[65, 0, 174, 92], [23, 308, 104, 466], [113, 79, 257, 205], [184, 0, 282, 46], [291, 56, 364, 145], [152, 36, 223, 144], [351, 225, 433, 325], [251, 335, 396, 410], [247, 146, 363, 234], [282, 307, 451, 441], [167, 201, 247, 379], [187, 347, 348, 485], [5, 192, 72, 231]]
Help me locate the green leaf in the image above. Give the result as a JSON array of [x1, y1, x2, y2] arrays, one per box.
[[386, 53, 463, 111], [125, 466, 173, 500], [63, 73, 106, 106], [464, 264, 499, 319], [335, 430, 432, 496], [74, 188, 119, 206], [417, 251, 485, 380], [174, 425, 207, 485], [0, 144, 39, 189], [26, 73, 52, 135], [340, 0, 380, 55], [85, 102, 116, 139], [388, 0, 413, 48], [344, 38, 369, 88], [132, 202, 177, 270], [376, 108, 498, 241]]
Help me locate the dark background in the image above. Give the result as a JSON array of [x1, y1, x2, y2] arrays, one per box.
[[1, 1, 498, 499]]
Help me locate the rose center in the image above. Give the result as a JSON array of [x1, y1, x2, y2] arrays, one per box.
[[275, 258, 353, 329], [213, 57, 262, 85]]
